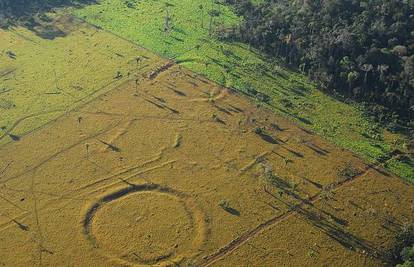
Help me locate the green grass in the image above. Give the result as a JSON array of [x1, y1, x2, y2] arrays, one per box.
[[72, 0, 414, 181], [0, 13, 159, 146]]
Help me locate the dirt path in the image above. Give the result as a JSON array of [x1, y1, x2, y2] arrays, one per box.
[[199, 161, 385, 266]]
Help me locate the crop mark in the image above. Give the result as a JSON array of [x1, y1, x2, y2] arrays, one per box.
[[0, 50, 158, 149], [0, 162, 12, 177], [8, 157, 178, 237], [0, 109, 64, 142], [0, 68, 16, 79], [148, 61, 175, 80], [145, 98, 180, 114], [30, 169, 47, 267], [1, 185, 93, 202], [0, 193, 26, 212], [240, 152, 269, 174], [303, 141, 330, 156], [83, 159, 177, 199], [0, 211, 29, 231], [199, 163, 388, 266], [0, 120, 122, 184], [167, 87, 187, 97], [81, 183, 208, 266]]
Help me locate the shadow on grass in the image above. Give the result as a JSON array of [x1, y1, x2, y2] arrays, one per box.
[[223, 206, 240, 216], [0, 0, 97, 29], [264, 173, 398, 264]]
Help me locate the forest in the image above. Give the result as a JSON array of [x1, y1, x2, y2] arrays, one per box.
[[227, 0, 414, 131]]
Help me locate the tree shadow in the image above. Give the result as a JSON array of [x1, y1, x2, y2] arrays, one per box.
[[257, 132, 279, 144], [264, 177, 395, 264], [223, 206, 241, 216], [295, 204, 390, 262], [0, 0, 97, 29]]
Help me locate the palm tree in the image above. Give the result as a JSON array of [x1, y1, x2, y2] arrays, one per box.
[[360, 64, 373, 85], [164, 2, 173, 34], [208, 9, 220, 36], [199, 4, 204, 28]]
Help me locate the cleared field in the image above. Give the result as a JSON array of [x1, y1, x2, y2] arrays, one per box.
[[0, 63, 413, 266], [0, 13, 161, 146], [73, 0, 414, 181], [211, 169, 414, 266]]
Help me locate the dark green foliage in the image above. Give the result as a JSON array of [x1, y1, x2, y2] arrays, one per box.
[[392, 223, 414, 266], [338, 163, 362, 180], [400, 246, 414, 262], [0, 0, 96, 27], [227, 0, 414, 127]]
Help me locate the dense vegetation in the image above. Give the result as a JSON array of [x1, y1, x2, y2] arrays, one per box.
[[226, 0, 414, 130], [0, 0, 94, 26], [394, 224, 414, 267]]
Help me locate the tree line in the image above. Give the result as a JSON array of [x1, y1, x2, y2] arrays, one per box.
[[225, 0, 414, 130]]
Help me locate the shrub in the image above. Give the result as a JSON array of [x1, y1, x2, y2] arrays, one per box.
[[393, 223, 414, 266]]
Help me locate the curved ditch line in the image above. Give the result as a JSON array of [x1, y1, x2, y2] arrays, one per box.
[[18, 160, 178, 236], [0, 119, 122, 185], [0, 160, 159, 233], [85, 20, 404, 188], [83, 160, 177, 199], [0, 76, 126, 149], [79, 16, 346, 161], [0, 109, 64, 141], [73, 14, 240, 96], [81, 183, 208, 266], [199, 163, 383, 266], [0, 60, 156, 150], [75, 13, 241, 100], [73, 11, 400, 185], [0, 157, 177, 233], [148, 61, 175, 80]]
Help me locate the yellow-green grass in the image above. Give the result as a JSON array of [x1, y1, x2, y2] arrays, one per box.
[[0, 13, 160, 146], [73, 0, 413, 180]]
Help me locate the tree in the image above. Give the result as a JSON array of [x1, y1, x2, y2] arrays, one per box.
[[199, 4, 204, 28], [360, 64, 373, 85], [163, 2, 173, 34], [208, 9, 220, 36], [229, 0, 414, 123]]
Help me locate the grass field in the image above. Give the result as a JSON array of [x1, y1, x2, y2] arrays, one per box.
[[0, 1, 413, 266], [1, 63, 413, 266], [0, 13, 161, 146], [74, 0, 413, 181]]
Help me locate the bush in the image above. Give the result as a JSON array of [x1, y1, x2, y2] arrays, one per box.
[[393, 223, 414, 266]]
